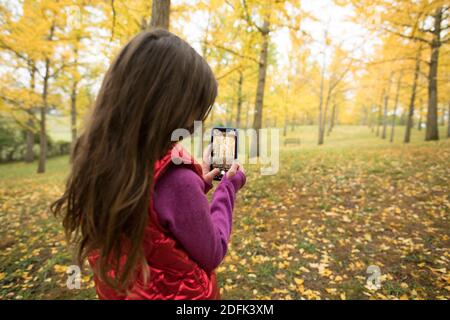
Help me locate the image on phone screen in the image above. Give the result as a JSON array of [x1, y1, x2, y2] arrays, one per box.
[[210, 128, 238, 180]]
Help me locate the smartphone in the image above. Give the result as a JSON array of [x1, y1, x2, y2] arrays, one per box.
[[210, 127, 238, 181]]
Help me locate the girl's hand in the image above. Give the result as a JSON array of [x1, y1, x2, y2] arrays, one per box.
[[202, 145, 219, 185], [226, 161, 245, 179]]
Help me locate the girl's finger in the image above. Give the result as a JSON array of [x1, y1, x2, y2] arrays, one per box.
[[226, 162, 239, 179], [204, 168, 219, 183]]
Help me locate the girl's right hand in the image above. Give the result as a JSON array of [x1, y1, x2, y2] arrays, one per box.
[[226, 161, 245, 179]]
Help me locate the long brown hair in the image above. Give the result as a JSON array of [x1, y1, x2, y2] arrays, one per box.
[[51, 29, 217, 291]]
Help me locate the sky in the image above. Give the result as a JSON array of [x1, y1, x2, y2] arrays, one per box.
[[176, 0, 377, 68], [300, 0, 375, 55]]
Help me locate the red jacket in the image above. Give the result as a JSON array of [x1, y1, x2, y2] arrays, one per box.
[[88, 145, 220, 299]]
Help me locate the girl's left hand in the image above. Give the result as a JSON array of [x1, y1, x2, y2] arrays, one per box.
[[202, 145, 219, 185]]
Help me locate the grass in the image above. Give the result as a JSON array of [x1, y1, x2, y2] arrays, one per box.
[[0, 125, 449, 300]]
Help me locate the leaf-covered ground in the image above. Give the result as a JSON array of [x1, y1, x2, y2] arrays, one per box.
[[0, 126, 449, 299]]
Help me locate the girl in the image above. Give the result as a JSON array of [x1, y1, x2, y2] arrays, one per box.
[[51, 29, 246, 299]]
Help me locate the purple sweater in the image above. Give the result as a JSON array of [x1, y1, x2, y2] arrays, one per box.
[[153, 164, 246, 273]]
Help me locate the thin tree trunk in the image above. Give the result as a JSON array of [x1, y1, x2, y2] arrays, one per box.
[[369, 105, 374, 133], [390, 73, 402, 142], [425, 7, 442, 141], [71, 45, 79, 145], [196, 16, 211, 157], [319, 86, 332, 144], [236, 71, 243, 128], [405, 45, 422, 144], [381, 75, 392, 139], [317, 30, 327, 145], [70, 80, 78, 145], [381, 94, 388, 139], [327, 102, 337, 135], [25, 63, 36, 163], [369, 106, 374, 132], [38, 57, 50, 173], [376, 105, 381, 136], [201, 8, 211, 58], [150, 0, 170, 30], [447, 101, 450, 138], [283, 82, 290, 137], [251, 19, 270, 156], [376, 89, 384, 136], [418, 99, 423, 130], [38, 23, 54, 173]]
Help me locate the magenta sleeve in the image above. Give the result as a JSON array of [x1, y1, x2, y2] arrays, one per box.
[[153, 165, 245, 273]]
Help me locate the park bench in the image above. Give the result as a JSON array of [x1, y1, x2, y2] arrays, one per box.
[[284, 138, 301, 146]]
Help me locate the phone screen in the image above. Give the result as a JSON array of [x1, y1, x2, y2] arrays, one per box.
[[210, 128, 238, 180]]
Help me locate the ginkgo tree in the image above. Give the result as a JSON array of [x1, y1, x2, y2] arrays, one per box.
[[233, 0, 303, 154], [0, 0, 71, 172], [338, 0, 450, 141]]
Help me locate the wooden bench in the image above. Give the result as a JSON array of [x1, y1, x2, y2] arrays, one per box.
[[284, 138, 301, 146]]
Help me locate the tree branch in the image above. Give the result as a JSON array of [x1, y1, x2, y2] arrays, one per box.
[[206, 41, 259, 64], [383, 26, 431, 45]]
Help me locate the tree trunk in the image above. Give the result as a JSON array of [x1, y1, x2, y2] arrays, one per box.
[[71, 45, 79, 146], [38, 57, 50, 173], [251, 19, 270, 156], [317, 31, 327, 145], [447, 102, 450, 138], [376, 90, 384, 136], [418, 100, 423, 130], [425, 7, 442, 141], [38, 23, 55, 173], [405, 46, 421, 144], [71, 80, 78, 145], [25, 129, 34, 161], [369, 105, 374, 132], [25, 62, 36, 163], [283, 82, 290, 137], [319, 86, 332, 144], [390, 73, 402, 142], [327, 102, 337, 135], [196, 23, 211, 157], [236, 71, 243, 128], [369, 104, 375, 132], [150, 0, 170, 30], [381, 95, 389, 139], [38, 106, 47, 173], [381, 76, 392, 139]]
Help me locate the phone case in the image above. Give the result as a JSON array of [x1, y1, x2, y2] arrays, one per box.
[[210, 127, 238, 180]]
